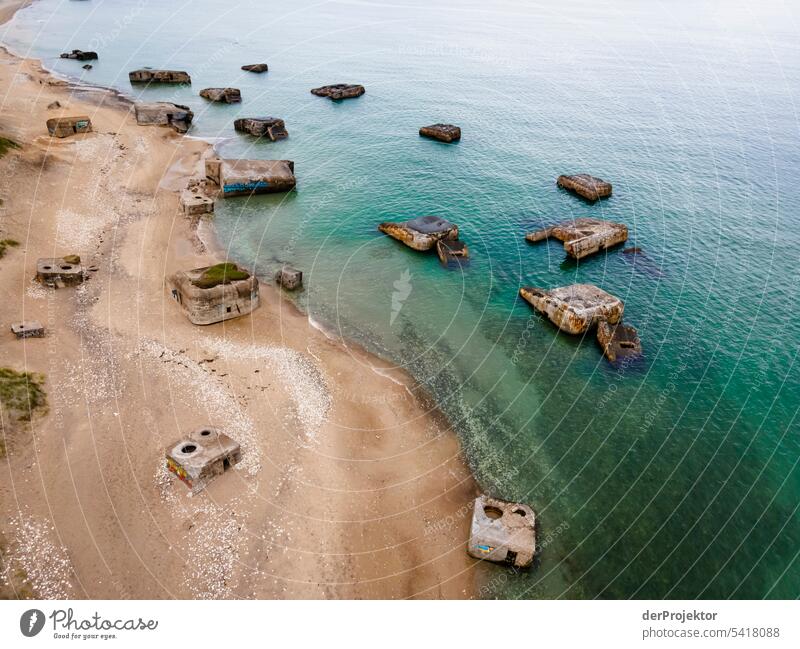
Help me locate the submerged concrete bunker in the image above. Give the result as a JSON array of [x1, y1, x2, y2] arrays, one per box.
[[468, 495, 536, 569], [557, 174, 612, 201], [234, 117, 288, 141], [166, 427, 241, 494], [311, 84, 365, 100], [129, 68, 191, 84], [526, 217, 628, 259], [378, 215, 459, 251], [419, 123, 461, 143], [205, 158, 296, 196], [168, 263, 259, 325], [519, 284, 623, 335], [199, 87, 241, 103]]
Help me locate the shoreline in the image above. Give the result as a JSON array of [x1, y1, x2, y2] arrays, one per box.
[[0, 2, 481, 599]]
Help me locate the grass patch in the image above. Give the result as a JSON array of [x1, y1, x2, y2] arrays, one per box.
[[0, 137, 20, 158], [0, 368, 47, 424], [191, 262, 250, 289], [0, 239, 19, 259]]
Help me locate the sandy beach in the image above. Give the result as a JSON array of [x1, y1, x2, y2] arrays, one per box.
[[0, 4, 478, 598]]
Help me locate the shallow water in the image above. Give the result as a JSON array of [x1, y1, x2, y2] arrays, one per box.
[[5, 0, 799, 598]]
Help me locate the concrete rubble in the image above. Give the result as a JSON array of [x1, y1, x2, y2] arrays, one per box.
[[557, 174, 612, 201], [129, 69, 191, 84], [10, 321, 45, 339], [310, 84, 365, 100], [166, 427, 241, 494], [436, 238, 469, 265], [234, 117, 288, 141], [199, 87, 242, 103], [168, 263, 260, 325], [36, 255, 86, 287], [205, 158, 296, 197], [596, 320, 642, 363], [133, 102, 194, 134], [60, 49, 97, 61], [274, 265, 302, 290], [46, 116, 91, 138], [241, 63, 268, 73], [378, 215, 459, 251], [519, 284, 623, 335], [467, 495, 536, 569], [419, 123, 461, 143], [526, 217, 628, 259]]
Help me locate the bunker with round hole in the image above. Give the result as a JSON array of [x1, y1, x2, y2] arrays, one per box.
[[165, 427, 241, 494], [36, 256, 86, 287], [467, 495, 536, 569]]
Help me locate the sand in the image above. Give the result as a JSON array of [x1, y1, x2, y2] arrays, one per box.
[[0, 7, 479, 598]]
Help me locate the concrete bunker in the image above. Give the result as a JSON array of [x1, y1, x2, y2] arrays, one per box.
[[134, 102, 194, 134], [310, 84, 365, 100], [36, 256, 86, 287], [60, 49, 97, 61], [205, 158, 296, 197], [234, 117, 288, 141], [519, 284, 623, 335], [129, 69, 191, 84], [199, 87, 241, 104], [526, 217, 628, 259], [419, 123, 461, 143], [436, 238, 469, 266], [168, 262, 259, 325], [378, 215, 459, 252], [11, 321, 45, 339], [556, 174, 612, 201], [165, 427, 241, 494], [275, 265, 302, 291], [467, 495, 536, 569], [596, 320, 642, 363], [46, 116, 92, 138], [241, 63, 268, 73]]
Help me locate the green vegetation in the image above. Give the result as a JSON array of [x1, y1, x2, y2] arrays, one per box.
[[0, 239, 19, 259], [0, 137, 20, 158], [192, 262, 250, 289], [0, 368, 47, 424]]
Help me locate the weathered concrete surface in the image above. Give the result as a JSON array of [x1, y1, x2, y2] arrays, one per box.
[[310, 84, 365, 100], [168, 264, 260, 325], [526, 217, 628, 259], [557, 174, 612, 201], [199, 87, 242, 103], [129, 69, 191, 84], [234, 117, 288, 141], [10, 321, 44, 339], [166, 427, 241, 494], [180, 188, 215, 216], [46, 115, 91, 138], [467, 495, 536, 569], [378, 215, 459, 251], [275, 265, 303, 290], [36, 256, 86, 287], [596, 320, 642, 363], [60, 49, 97, 61], [519, 284, 623, 335], [419, 123, 461, 143], [436, 238, 469, 265], [134, 102, 194, 133], [205, 158, 296, 196], [241, 63, 268, 73]]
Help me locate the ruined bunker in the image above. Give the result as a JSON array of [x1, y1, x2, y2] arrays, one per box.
[[596, 320, 642, 363], [60, 49, 97, 61], [168, 262, 259, 325], [557, 174, 612, 201], [134, 102, 194, 134], [275, 265, 303, 291], [526, 217, 628, 259], [11, 321, 45, 339], [36, 256, 85, 287], [519, 284, 623, 335], [436, 239, 469, 266], [200, 87, 242, 103], [310, 84, 365, 100], [419, 123, 461, 143], [46, 116, 92, 138], [166, 427, 241, 494], [467, 495, 536, 569], [378, 215, 459, 251], [234, 117, 288, 141], [129, 69, 191, 84], [241, 63, 268, 73], [205, 158, 296, 197], [180, 188, 215, 216]]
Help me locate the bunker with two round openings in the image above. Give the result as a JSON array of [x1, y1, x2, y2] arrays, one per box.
[[36, 256, 86, 287], [165, 427, 241, 494], [468, 495, 536, 569]]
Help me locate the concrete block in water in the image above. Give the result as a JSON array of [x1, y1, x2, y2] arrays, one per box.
[[378, 215, 459, 251], [310, 84, 365, 100], [205, 158, 296, 197], [419, 123, 461, 143], [557, 173, 612, 201], [519, 283, 623, 335], [526, 217, 627, 259]]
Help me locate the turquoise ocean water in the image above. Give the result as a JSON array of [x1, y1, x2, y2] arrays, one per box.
[[4, 0, 799, 598]]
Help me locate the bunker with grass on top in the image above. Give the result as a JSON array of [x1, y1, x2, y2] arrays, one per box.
[[205, 158, 296, 197], [419, 123, 461, 143], [166, 427, 241, 494], [134, 102, 194, 133], [378, 215, 459, 251], [557, 174, 612, 201], [526, 217, 628, 259], [46, 116, 91, 138], [129, 68, 191, 84], [519, 283, 623, 335], [168, 262, 259, 325], [310, 84, 365, 100], [467, 495, 536, 569]]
